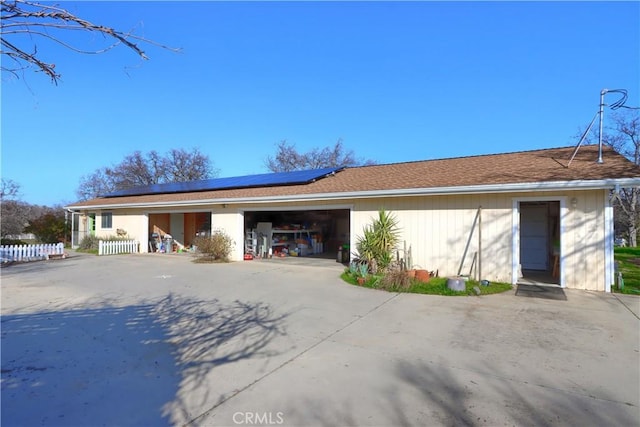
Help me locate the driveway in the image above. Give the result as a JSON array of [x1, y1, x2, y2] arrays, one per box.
[[1, 253, 639, 426]]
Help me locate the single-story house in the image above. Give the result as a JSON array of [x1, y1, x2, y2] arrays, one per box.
[[66, 145, 640, 292]]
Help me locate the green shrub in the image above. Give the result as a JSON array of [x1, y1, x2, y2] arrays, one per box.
[[78, 235, 100, 251], [25, 212, 69, 243], [1, 238, 26, 246], [78, 234, 130, 251], [193, 229, 234, 262]]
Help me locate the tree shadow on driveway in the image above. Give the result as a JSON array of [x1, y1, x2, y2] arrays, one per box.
[[390, 359, 638, 427], [1, 294, 289, 426]]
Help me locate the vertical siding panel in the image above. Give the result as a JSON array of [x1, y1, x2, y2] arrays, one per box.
[[592, 191, 605, 291], [434, 195, 446, 273], [566, 191, 579, 289], [575, 194, 588, 290], [407, 197, 419, 267], [583, 191, 597, 290]]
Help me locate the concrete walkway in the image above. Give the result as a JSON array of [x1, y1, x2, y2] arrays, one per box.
[[1, 253, 638, 426]]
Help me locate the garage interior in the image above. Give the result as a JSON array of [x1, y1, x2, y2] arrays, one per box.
[[518, 201, 560, 285], [148, 212, 211, 252], [244, 209, 350, 260]]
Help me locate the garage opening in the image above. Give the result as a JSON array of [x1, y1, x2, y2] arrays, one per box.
[[148, 212, 211, 252], [519, 201, 560, 285], [243, 209, 350, 261]]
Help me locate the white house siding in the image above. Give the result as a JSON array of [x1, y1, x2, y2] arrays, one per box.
[[350, 189, 608, 291], [81, 188, 609, 291], [94, 209, 148, 244], [562, 190, 607, 291], [351, 194, 513, 284]]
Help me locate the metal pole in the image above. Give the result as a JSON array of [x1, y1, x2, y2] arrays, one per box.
[[70, 210, 75, 249], [597, 89, 608, 164], [478, 206, 482, 281], [567, 112, 599, 167]]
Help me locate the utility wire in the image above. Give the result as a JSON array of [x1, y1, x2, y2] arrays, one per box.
[[605, 89, 640, 110]]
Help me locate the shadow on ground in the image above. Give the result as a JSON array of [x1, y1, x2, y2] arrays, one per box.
[[1, 294, 288, 426], [390, 359, 636, 426]]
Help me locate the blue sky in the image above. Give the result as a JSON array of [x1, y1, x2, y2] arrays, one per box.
[[2, 1, 639, 206]]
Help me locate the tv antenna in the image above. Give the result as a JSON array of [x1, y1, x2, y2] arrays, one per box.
[[568, 88, 631, 167], [598, 89, 630, 163]]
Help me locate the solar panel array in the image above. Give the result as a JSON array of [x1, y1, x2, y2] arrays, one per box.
[[103, 167, 344, 198]]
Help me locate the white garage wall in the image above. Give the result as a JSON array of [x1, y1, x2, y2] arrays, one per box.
[[95, 209, 148, 244], [350, 189, 608, 291], [350, 194, 512, 283], [211, 208, 244, 261], [97, 188, 609, 290]]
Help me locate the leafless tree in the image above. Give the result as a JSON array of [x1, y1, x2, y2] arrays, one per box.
[[1, 200, 31, 238], [0, 180, 53, 239], [1, 0, 180, 84], [265, 139, 376, 173], [164, 148, 214, 182], [1, 178, 20, 201], [605, 111, 640, 246], [76, 148, 218, 201], [578, 110, 640, 246], [0, 179, 27, 238]]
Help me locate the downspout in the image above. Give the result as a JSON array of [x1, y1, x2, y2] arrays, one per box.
[[604, 190, 614, 292], [66, 209, 78, 249]]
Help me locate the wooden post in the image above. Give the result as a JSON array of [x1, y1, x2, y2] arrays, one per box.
[[478, 206, 482, 281]]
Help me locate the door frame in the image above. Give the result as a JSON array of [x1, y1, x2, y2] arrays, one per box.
[[512, 196, 567, 287]]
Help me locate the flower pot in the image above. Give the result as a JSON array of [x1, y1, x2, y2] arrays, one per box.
[[406, 269, 417, 279], [415, 270, 430, 283], [357, 277, 366, 285]]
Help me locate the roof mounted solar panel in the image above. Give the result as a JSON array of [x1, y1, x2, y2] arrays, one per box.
[[103, 166, 344, 198]]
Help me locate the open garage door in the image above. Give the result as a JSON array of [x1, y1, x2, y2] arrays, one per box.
[[244, 209, 350, 260], [148, 212, 211, 252]]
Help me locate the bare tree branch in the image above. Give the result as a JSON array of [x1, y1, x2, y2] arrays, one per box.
[[0, 178, 21, 201], [76, 148, 217, 201], [265, 139, 376, 173], [1, 0, 181, 84]]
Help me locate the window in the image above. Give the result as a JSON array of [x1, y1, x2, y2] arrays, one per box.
[[101, 212, 113, 229]]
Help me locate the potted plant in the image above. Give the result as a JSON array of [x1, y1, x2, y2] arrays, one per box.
[[357, 262, 369, 285]]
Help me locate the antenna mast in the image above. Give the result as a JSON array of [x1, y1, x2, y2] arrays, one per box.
[[597, 89, 607, 164]]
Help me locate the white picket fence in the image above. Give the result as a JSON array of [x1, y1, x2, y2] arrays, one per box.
[[0, 243, 65, 263], [98, 240, 140, 256]]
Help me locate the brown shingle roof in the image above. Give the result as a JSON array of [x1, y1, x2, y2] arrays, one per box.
[[68, 145, 640, 208]]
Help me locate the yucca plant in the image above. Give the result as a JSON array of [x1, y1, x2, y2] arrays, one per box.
[[355, 209, 401, 273]]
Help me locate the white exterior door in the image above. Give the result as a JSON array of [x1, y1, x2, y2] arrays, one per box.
[[520, 204, 548, 270]]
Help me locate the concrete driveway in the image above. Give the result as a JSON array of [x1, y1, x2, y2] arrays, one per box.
[[1, 253, 639, 426]]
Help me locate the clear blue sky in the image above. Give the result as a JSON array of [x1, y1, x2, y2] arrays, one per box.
[[2, 1, 639, 206]]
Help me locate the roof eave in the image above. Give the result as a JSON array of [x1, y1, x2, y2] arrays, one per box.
[[65, 178, 640, 210]]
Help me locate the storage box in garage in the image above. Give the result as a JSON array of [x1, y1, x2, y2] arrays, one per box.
[[297, 244, 311, 256]]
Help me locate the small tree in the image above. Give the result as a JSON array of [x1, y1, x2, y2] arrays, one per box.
[[25, 210, 69, 243]]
